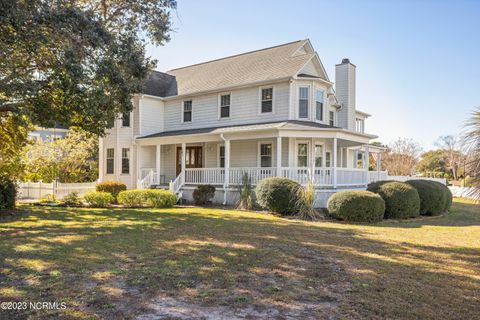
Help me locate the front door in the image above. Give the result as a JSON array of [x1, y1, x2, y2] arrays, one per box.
[[176, 146, 203, 175]]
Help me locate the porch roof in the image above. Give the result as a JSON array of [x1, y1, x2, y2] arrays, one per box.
[[138, 120, 336, 139]]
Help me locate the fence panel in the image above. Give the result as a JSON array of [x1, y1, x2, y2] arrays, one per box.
[[17, 181, 96, 200]]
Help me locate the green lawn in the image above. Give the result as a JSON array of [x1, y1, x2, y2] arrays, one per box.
[[0, 198, 479, 319]]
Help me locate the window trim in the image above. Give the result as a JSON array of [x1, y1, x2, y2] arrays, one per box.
[[296, 141, 310, 168], [218, 93, 231, 120], [258, 86, 275, 115], [106, 148, 114, 175], [257, 140, 274, 167], [298, 85, 310, 119], [121, 147, 130, 175], [325, 151, 332, 168], [181, 100, 193, 123], [314, 143, 325, 168], [329, 110, 335, 126], [314, 89, 325, 122]]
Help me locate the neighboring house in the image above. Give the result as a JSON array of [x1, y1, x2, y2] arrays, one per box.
[[99, 39, 386, 206], [28, 127, 69, 142]]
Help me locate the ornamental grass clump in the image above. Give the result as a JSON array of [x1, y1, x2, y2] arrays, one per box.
[[295, 183, 322, 221], [236, 173, 255, 210]]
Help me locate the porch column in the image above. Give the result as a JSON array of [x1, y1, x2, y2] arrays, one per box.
[[377, 152, 382, 179], [181, 143, 186, 185], [156, 144, 161, 185], [223, 139, 230, 205], [98, 138, 104, 182], [365, 145, 370, 185], [276, 136, 282, 176], [136, 145, 142, 189], [333, 138, 337, 188]]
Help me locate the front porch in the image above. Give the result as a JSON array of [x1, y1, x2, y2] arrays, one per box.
[[136, 122, 386, 203]]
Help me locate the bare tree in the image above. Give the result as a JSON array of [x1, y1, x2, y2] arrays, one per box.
[[462, 108, 480, 199], [382, 138, 422, 176], [435, 135, 463, 180]]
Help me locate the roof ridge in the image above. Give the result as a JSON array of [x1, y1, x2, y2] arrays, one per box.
[[166, 39, 307, 72]]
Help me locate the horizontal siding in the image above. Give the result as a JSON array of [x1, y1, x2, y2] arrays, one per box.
[[163, 82, 290, 132], [140, 97, 164, 136]]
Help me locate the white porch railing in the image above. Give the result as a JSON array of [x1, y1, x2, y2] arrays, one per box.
[[169, 171, 184, 194], [230, 167, 277, 185], [336, 168, 368, 187], [185, 168, 225, 185], [368, 171, 389, 183]]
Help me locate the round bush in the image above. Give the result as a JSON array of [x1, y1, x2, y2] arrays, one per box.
[[255, 177, 301, 215], [367, 181, 420, 219], [96, 181, 127, 201], [0, 178, 16, 210], [430, 181, 452, 212], [118, 189, 176, 208], [327, 190, 385, 223], [84, 191, 114, 207], [406, 180, 446, 216]]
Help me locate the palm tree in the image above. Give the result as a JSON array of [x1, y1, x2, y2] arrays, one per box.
[[463, 107, 480, 199]]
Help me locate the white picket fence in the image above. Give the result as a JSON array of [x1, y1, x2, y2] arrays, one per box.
[[17, 181, 96, 200], [385, 175, 447, 185]]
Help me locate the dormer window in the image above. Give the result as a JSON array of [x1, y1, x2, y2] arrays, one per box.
[[261, 87, 273, 113], [220, 94, 230, 118], [315, 90, 324, 121], [183, 100, 192, 122], [299, 87, 309, 118]]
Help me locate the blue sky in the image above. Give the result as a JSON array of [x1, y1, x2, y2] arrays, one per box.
[[146, 0, 480, 150]]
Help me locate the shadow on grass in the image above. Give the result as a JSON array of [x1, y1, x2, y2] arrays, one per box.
[[0, 204, 479, 319]]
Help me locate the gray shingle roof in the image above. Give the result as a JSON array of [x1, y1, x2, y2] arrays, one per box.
[[165, 40, 317, 96], [138, 120, 337, 139]]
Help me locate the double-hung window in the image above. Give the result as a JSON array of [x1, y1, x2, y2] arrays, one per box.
[[220, 94, 230, 118], [183, 100, 192, 122], [329, 111, 335, 126], [315, 90, 324, 121], [121, 148, 130, 174], [219, 146, 225, 168], [299, 87, 309, 118], [260, 143, 272, 167], [325, 151, 331, 167], [314, 145, 323, 167], [106, 148, 114, 174], [122, 112, 130, 127], [261, 88, 273, 113], [297, 143, 308, 167]]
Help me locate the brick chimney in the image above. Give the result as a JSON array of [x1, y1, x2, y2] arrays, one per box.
[[335, 58, 356, 131]]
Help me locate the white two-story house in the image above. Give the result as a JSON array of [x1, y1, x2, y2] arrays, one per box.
[[99, 39, 386, 206]]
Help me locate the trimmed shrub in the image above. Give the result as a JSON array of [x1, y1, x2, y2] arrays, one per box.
[[0, 178, 16, 210], [62, 192, 82, 206], [406, 180, 446, 216], [430, 181, 453, 212], [96, 181, 126, 201], [367, 181, 420, 219], [193, 185, 216, 205], [327, 190, 385, 223], [84, 191, 114, 207], [255, 177, 300, 215], [118, 189, 176, 208]]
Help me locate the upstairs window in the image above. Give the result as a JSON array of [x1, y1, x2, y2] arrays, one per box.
[[121, 148, 130, 174], [122, 112, 130, 127], [260, 143, 272, 167], [219, 146, 225, 168], [356, 118, 365, 133], [183, 100, 192, 122], [299, 87, 309, 118], [261, 87, 273, 113], [329, 111, 335, 126], [106, 148, 114, 174], [315, 90, 324, 121], [297, 143, 308, 167], [220, 94, 230, 118]]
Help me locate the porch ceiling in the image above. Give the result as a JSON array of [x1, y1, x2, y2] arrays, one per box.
[[136, 120, 376, 145]]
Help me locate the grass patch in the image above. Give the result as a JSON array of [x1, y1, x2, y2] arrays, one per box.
[[0, 198, 479, 319]]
